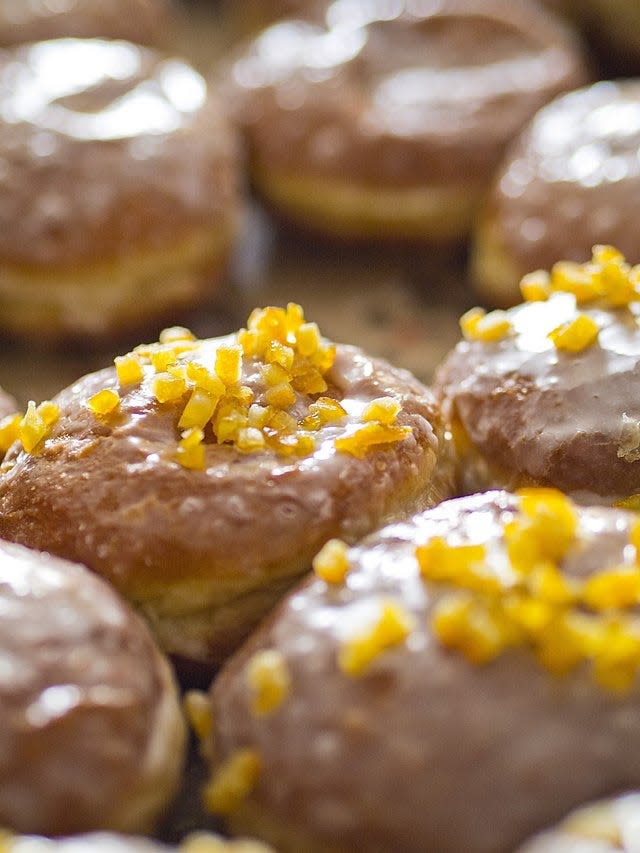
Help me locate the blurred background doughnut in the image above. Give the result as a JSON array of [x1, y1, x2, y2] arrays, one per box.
[[222, 0, 587, 241], [0, 384, 16, 419], [436, 247, 640, 504], [0, 0, 174, 48], [0, 540, 185, 835], [0, 307, 453, 674], [0, 37, 240, 342], [517, 792, 640, 852], [473, 81, 640, 306], [203, 490, 640, 853]]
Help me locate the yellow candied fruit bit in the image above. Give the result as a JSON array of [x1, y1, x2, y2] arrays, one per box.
[[286, 302, 305, 336], [503, 594, 553, 637], [520, 269, 551, 302], [416, 537, 487, 582], [595, 259, 638, 307], [460, 307, 512, 343], [334, 422, 411, 458], [159, 326, 195, 344], [591, 617, 640, 693], [516, 488, 578, 564], [237, 327, 270, 358], [215, 344, 243, 386], [179, 388, 219, 430], [38, 400, 60, 427], [204, 749, 261, 816], [236, 427, 266, 453], [527, 564, 578, 606], [226, 384, 254, 406], [431, 594, 508, 665], [176, 427, 206, 470], [296, 322, 321, 356], [245, 649, 291, 716], [19, 401, 59, 452], [248, 306, 288, 343], [339, 600, 414, 676], [87, 388, 120, 417], [593, 244, 625, 265], [313, 538, 351, 584], [551, 260, 601, 303], [248, 404, 269, 429], [264, 382, 296, 410], [291, 369, 328, 395], [149, 348, 178, 373], [265, 408, 297, 434], [548, 314, 600, 353], [294, 432, 316, 456], [582, 566, 640, 612], [307, 397, 347, 426], [186, 362, 225, 397], [362, 397, 401, 426], [184, 690, 213, 741], [0, 413, 21, 453], [261, 362, 290, 388], [152, 372, 187, 404], [214, 400, 248, 444], [310, 343, 336, 374], [115, 353, 144, 386], [265, 341, 295, 371], [534, 612, 585, 677]]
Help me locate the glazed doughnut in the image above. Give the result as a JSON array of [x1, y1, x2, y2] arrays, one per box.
[[0, 38, 239, 341], [0, 306, 452, 671], [202, 489, 640, 853], [0, 539, 185, 835], [435, 246, 640, 505], [517, 793, 640, 852], [223, 0, 587, 240], [473, 81, 640, 306], [0, 0, 172, 47], [1, 832, 272, 853]]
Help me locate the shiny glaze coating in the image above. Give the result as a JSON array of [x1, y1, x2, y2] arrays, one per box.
[[0, 0, 171, 47], [0, 540, 185, 835], [518, 792, 640, 852], [480, 81, 640, 279], [208, 492, 640, 853], [225, 0, 586, 190], [0, 38, 238, 269], [0, 335, 450, 667], [435, 291, 640, 502]]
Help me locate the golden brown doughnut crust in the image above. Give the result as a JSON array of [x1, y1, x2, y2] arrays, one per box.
[[0, 0, 172, 47], [474, 82, 640, 301], [434, 289, 640, 503], [225, 0, 587, 192], [0, 330, 451, 667], [0, 540, 185, 836], [206, 492, 640, 853]]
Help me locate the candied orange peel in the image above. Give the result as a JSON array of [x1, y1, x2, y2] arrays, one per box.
[[245, 649, 291, 717], [18, 400, 59, 453], [95, 305, 411, 469], [548, 313, 599, 353], [204, 749, 262, 816], [417, 489, 640, 691], [339, 599, 414, 676], [519, 244, 640, 307], [313, 538, 351, 584], [460, 307, 512, 343]]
